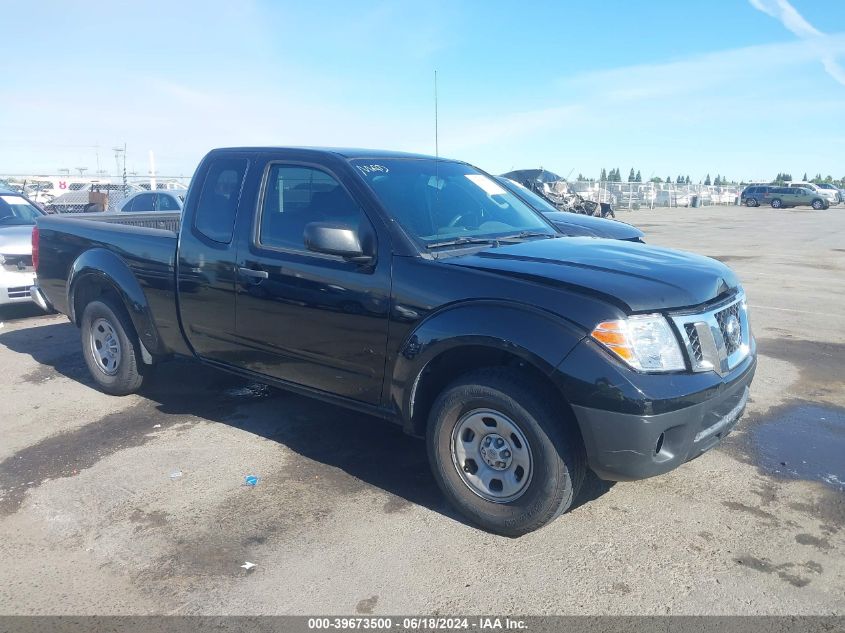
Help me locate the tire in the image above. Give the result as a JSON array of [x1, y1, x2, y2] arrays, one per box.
[[771, 198, 783, 208], [80, 298, 145, 395], [745, 198, 757, 207], [426, 368, 586, 537], [812, 199, 824, 210]]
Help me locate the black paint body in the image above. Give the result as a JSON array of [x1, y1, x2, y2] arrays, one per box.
[[35, 148, 756, 481]]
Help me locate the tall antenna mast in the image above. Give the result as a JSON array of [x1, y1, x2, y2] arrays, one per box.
[[434, 70, 439, 159]]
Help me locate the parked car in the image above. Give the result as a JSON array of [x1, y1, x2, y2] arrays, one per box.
[[0, 188, 43, 308], [495, 177, 644, 241], [814, 182, 842, 204], [740, 185, 773, 207], [500, 168, 564, 186], [766, 186, 829, 209], [786, 181, 838, 205], [33, 147, 756, 536], [119, 190, 186, 212]]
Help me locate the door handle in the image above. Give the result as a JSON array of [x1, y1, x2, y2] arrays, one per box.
[[238, 267, 269, 282]]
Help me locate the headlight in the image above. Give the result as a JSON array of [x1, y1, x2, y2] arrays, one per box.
[[591, 314, 685, 372]]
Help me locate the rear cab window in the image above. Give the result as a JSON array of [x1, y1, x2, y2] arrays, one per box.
[[193, 158, 249, 243]]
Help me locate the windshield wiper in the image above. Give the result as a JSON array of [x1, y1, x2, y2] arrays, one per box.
[[425, 237, 501, 250], [498, 231, 556, 241]]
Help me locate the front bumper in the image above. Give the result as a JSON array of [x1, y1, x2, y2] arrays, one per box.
[[0, 269, 36, 306], [556, 338, 756, 481]]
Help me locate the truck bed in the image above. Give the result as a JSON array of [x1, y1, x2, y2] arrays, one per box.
[[36, 214, 186, 356], [69, 211, 182, 233]]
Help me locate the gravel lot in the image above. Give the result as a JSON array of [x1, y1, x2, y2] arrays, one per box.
[[0, 205, 843, 615]]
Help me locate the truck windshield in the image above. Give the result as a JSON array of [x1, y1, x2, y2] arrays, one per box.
[[351, 158, 555, 246], [0, 195, 42, 225]]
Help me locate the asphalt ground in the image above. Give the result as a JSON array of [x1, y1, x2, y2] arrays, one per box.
[[0, 204, 843, 615]]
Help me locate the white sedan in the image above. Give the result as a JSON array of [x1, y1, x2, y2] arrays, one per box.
[[0, 191, 43, 307]]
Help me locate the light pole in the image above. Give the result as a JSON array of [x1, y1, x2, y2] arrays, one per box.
[[112, 146, 125, 179]]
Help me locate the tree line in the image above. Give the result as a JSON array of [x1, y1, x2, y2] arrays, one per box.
[[578, 169, 844, 188]]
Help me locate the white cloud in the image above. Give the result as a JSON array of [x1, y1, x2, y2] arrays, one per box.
[[749, 0, 845, 86]]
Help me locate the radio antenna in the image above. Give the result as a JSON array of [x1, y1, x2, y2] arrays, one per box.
[[434, 70, 439, 159]]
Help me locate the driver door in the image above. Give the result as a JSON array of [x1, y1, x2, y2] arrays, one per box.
[[233, 162, 391, 404]]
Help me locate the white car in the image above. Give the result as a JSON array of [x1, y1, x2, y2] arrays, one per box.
[[815, 182, 842, 204], [0, 190, 44, 307], [787, 182, 838, 205]]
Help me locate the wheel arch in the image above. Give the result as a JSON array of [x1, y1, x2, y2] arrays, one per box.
[[389, 301, 586, 436], [68, 248, 162, 360]]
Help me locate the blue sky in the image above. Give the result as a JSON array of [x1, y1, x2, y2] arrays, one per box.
[[1, 0, 844, 182]]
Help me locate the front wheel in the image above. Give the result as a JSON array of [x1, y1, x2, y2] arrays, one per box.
[[80, 298, 146, 395], [745, 198, 757, 207], [426, 368, 585, 536], [812, 199, 825, 210], [771, 198, 783, 208]]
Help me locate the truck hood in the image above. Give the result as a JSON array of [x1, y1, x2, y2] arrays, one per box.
[[543, 212, 644, 241], [444, 237, 738, 312], [0, 225, 35, 256]]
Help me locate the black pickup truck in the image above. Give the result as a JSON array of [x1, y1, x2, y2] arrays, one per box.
[[32, 147, 756, 536]]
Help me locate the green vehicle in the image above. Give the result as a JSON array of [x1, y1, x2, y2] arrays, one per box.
[[765, 186, 829, 210]]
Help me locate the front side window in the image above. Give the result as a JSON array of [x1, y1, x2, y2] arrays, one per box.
[[194, 158, 248, 243], [352, 158, 554, 246], [258, 164, 366, 252]]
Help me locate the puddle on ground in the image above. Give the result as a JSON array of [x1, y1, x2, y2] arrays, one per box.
[[749, 403, 845, 492]]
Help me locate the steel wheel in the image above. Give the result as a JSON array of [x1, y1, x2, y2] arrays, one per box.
[[89, 317, 122, 375], [451, 408, 532, 503], [771, 199, 782, 208]]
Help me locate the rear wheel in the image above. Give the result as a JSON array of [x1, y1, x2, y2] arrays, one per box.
[[80, 298, 145, 395], [812, 199, 825, 210], [745, 198, 757, 207], [771, 198, 783, 208], [426, 368, 585, 537]]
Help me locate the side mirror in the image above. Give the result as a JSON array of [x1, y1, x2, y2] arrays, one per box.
[[304, 222, 373, 263]]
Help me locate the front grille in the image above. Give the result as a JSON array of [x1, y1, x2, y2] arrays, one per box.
[[8, 285, 33, 299], [671, 291, 750, 376], [715, 302, 742, 355], [684, 323, 703, 362]]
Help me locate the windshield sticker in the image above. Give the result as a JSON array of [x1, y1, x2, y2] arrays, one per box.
[[427, 176, 445, 190], [465, 174, 506, 196], [1, 196, 25, 204], [356, 164, 389, 177]]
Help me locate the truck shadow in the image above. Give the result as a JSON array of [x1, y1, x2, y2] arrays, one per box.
[[1, 321, 613, 530]]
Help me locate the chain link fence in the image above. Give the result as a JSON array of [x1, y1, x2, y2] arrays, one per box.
[[568, 180, 742, 210], [0, 174, 192, 213]]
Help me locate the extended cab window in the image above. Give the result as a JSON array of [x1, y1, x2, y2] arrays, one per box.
[[194, 158, 248, 243], [258, 165, 366, 252]]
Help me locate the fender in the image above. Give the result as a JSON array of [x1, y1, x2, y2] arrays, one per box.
[[389, 300, 586, 433], [67, 248, 164, 357]]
